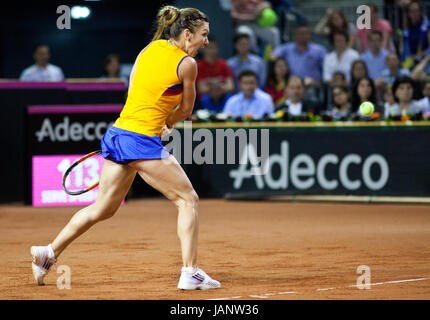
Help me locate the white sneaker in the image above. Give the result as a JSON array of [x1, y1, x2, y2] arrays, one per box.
[[30, 245, 56, 285], [177, 267, 221, 290]]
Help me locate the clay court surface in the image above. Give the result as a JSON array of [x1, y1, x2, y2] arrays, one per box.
[[0, 199, 429, 300]]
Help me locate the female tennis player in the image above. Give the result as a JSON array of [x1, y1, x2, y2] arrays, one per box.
[[30, 6, 220, 290]]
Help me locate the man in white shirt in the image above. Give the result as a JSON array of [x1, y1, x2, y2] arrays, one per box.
[[20, 45, 64, 81], [323, 31, 360, 83], [276, 75, 321, 115], [223, 70, 274, 119]]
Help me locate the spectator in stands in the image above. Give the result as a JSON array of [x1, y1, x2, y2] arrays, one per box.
[[200, 81, 233, 113], [275, 75, 321, 115], [324, 71, 349, 110], [230, 0, 280, 53], [331, 71, 348, 87], [323, 31, 360, 84], [418, 79, 430, 111], [385, 76, 427, 117], [227, 33, 266, 90], [384, 0, 409, 30], [354, 4, 393, 53], [273, 25, 327, 86], [410, 52, 430, 81], [223, 70, 274, 119], [350, 60, 369, 85], [360, 31, 389, 82], [20, 44, 64, 81], [383, 83, 397, 113], [314, 9, 356, 49], [269, 0, 306, 42], [197, 37, 234, 99], [351, 76, 382, 117], [326, 85, 352, 119], [101, 54, 128, 84], [264, 57, 290, 106], [378, 52, 410, 87], [399, 0, 430, 68]]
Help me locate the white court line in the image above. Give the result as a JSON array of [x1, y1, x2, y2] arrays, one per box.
[[206, 277, 430, 300], [208, 296, 243, 300], [278, 291, 297, 294], [348, 277, 430, 288], [384, 278, 429, 284], [316, 287, 335, 291]]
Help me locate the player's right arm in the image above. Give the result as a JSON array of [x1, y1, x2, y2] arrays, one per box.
[[165, 57, 198, 128]]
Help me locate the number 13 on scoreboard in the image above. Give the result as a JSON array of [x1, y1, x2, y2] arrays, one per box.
[[32, 154, 104, 207], [57, 157, 100, 189]]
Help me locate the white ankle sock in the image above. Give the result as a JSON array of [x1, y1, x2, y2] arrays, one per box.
[[182, 266, 197, 274], [47, 244, 55, 259]]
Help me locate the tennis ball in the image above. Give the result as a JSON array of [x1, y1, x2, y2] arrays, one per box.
[[256, 8, 278, 28], [360, 101, 374, 116]]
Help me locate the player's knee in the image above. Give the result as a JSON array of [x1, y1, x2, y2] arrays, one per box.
[[184, 190, 199, 209], [173, 189, 199, 210], [90, 205, 117, 222], [189, 190, 199, 206]]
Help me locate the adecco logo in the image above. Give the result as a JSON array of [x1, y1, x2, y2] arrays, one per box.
[[230, 141, 389, 191], [35, 117, 114, 142]]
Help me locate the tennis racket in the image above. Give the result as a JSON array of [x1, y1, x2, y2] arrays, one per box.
[[62, 150, 102, 196]]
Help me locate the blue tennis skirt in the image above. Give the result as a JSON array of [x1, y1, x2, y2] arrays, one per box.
[[101, 126, 169, 164]]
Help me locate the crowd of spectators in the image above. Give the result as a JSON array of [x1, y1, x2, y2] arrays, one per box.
[[18, 0, 430, 122], [192, 0, 430, 121]]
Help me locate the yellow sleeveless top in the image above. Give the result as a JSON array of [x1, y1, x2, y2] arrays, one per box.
[[113, 40, 189, 136]]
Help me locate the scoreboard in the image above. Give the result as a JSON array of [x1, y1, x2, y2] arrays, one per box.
[[32, 154, 105, 206]]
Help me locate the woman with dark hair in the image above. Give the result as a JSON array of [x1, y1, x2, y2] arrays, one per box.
[[314, 8, 356, 48], [264, 57, 290, 106], [31, 5, 221, 291], [327, 85, 352, 120], [350, 59, 369, 86], [385, 76, 426, 118], [102, 54, 121, 78], [351, 76, 381, 117], [400, 0, 430, 67], [101, 54, 128, 84]]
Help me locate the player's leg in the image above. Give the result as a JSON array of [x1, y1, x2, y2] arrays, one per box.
[[129, 155, 198, 267], [128, 155, 220, 290], [31, 159, 136, 285], [51, 159, 136, 257]]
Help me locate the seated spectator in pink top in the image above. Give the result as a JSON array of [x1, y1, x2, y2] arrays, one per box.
[[197, 38, 234, 99], [354, 4, 393, 53]]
